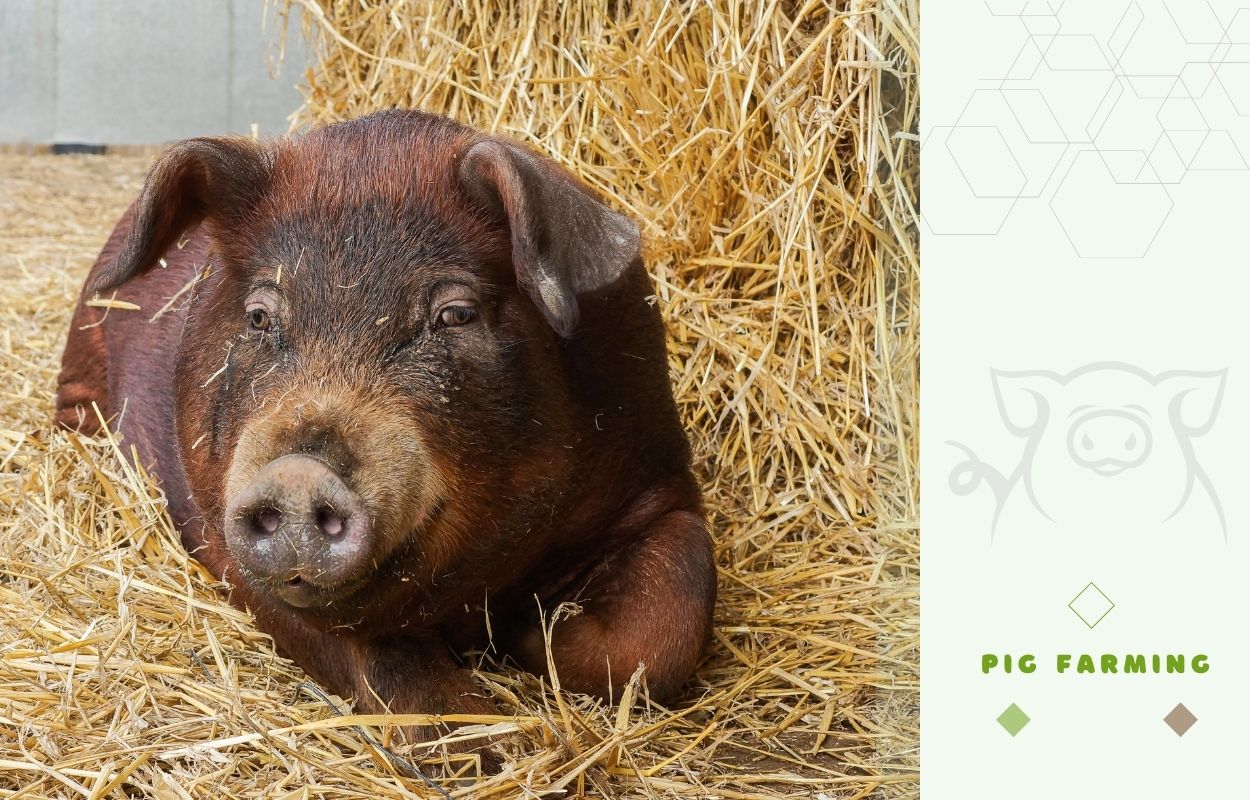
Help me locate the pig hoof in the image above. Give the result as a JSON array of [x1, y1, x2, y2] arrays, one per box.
[[53, 404, 100, 435]]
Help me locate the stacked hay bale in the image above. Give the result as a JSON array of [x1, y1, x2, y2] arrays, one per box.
[[0, 0, 917, 796]]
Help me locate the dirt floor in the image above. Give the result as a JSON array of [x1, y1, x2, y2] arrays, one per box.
[[0, 152, 918, 798]]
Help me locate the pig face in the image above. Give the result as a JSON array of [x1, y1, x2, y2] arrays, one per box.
[[992, 362, 1226, 528], [85, 112, 642, 625]]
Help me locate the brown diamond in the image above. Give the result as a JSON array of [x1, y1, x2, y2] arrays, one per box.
[[1163, 703, 1197, 737]]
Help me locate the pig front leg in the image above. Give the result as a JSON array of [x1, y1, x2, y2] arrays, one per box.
[[350, 635, 504, 773], [514, 509, 717, 701], [349, 632, 501, 746], [253, 605, 498, 758]]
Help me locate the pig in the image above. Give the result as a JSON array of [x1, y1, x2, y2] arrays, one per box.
[[55, 110, 717, 753], [949, 362, 1226, 539]]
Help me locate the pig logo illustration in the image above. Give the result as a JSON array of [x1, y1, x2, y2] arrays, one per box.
[[949, 363, 1227, 539]]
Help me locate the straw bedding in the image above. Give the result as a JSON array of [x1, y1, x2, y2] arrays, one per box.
[[0, 0, 918, 796]]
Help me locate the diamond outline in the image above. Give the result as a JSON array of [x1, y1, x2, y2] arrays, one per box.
[[1068, 581, 1115, 629]]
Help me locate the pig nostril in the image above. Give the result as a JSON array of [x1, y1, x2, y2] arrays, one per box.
[[287, 575, 303, 587], [316, 506, 345, 536], [1082, 434, 1094, 451], [250, 508, 282, 535]]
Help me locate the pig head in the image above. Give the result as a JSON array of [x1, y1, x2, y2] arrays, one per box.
[[950, 362, 1226, 538], [992, 363, 1225, 530], [55, 111, 716, 753]]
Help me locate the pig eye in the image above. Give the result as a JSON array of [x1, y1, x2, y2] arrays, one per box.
[[247, 306, 272, 332], [436, 304, 478, 328]]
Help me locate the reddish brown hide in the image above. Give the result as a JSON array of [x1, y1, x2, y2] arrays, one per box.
[[56, 111, 716, 755]]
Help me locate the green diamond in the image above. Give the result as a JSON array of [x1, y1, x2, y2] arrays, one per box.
[[997, 703, 1030, 737]]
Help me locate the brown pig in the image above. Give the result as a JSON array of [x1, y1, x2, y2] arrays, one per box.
[[55, 110, 716, 750]]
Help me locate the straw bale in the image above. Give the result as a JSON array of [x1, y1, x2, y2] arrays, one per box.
[[0, 0, 918, 796]]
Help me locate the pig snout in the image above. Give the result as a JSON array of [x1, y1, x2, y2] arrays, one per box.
[[224, 454, 371, 608], [1066, 410, 1152, 476]]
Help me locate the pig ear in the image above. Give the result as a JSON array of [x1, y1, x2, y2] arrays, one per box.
[[86, 137, 271, 296], [1159, 370, 1227, 435], [458, 139, 641, 337], [991, 370, 1057, 435]]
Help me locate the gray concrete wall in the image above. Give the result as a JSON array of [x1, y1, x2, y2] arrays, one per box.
[[0, 0, 311, 145]]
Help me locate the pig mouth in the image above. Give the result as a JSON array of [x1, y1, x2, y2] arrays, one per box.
[[1084, 460, 1134, 477], [269, 569, 370, 609], [245, 542, 391, 610], [235, 536, 374, 609]]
